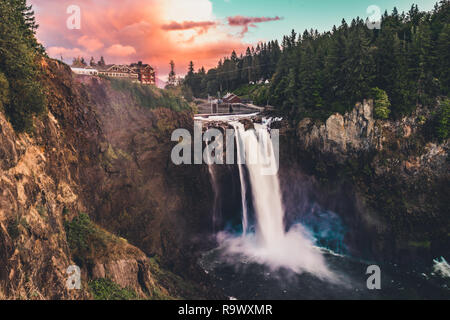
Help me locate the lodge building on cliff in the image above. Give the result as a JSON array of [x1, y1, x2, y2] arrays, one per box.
[[71, 61, 156, 85]]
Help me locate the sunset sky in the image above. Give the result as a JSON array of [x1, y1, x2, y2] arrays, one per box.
[[30, 0, 436, 80]]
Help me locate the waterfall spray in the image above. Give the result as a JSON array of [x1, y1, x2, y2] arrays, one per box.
[[220, 118, 334, 279]]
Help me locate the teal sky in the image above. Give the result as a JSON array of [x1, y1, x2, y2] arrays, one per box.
[[212, 0, 437, 42]]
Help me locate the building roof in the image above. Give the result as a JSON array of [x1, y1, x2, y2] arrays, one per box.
[[130, 64, 154, 72], [71, 67, 98, 72], [223, 93, 241, 102], [72, 63, 154, 72], [104, 65, 134, 72], [71, 65, 95, 69], [96, 64, 112, 71]]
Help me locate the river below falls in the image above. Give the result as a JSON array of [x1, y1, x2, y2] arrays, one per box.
[[199, 246, 450, 300]]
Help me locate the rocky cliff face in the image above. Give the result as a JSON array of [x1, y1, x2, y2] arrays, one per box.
[[0, 106, 86, 299], [71, 77, 215, 277], [296, 100, 380, 157], [279, 100, 449, 264], [0, 59, 215, 299]]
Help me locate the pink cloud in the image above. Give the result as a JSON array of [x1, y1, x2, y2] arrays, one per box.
[[29, 0, 255, 76], [161, 21, 217, 33], [77, 35, 104, 52], [106, 44, 137, 57], [47, 46, 86, 59], [227, 15, 283, 36]]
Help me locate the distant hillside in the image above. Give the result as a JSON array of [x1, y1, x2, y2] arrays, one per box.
[[156, 77, 167, 89]]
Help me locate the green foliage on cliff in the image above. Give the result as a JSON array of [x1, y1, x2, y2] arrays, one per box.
[[64, 212, 143, 269], [371, 87, 391, 119], [234, 84, 270, 106], [7, 219, 20, 240], [0, 72, 9, 111], [64, 213, 97, 265], [110, 79, 191, 112], [0, 0, 46, 132], [64, 213, 127, 267], [89, 278, 139, 300], [435, 98, 450, 141]]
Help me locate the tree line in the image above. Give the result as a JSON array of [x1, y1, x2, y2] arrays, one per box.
[[0, 0, 46, 132], [183, 40, 282, 98], [183, 2, 449, 124], [72, 56, 106, 68]]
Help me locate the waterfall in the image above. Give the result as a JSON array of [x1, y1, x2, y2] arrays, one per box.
[[218, 118, 334, 279], [233, 121, 284, 246], [207, 164, 219, 233], [234, 126, 249, 236]]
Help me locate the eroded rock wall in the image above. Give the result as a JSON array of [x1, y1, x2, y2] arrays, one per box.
[[280, 100, 449, 264]]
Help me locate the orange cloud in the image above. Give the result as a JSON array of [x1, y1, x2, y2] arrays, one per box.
[[47, 46, 86, 59], [77, 35, 104, 52], [106, 44, 137, 57], [30, 0, 251, 77]]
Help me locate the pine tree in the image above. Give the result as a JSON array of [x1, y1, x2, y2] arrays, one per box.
[[166, 60, 177, 88], [437, 23, 450, 94], [435, 98, 450, 141], [0, 0, 46, 132], [10, 0, 43, 53], [188, 61, 194, 75], [326, 26, 348, 107], [184, 61, 195, 91], [242, 47, 252, 84], [372, 87, 391, 119], [98, 56, 106, 67], [0, 72, 9, 111], [343, 25, 375, 106]]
